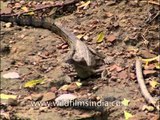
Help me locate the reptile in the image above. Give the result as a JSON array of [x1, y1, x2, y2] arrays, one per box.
[[0, 15, 105, 79]]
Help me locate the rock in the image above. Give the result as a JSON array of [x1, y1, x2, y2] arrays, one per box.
[[55, 94, 77, 106], [39, 107, 48, 112], [5, 22, 12, 28], [2, 72, 20, 79]]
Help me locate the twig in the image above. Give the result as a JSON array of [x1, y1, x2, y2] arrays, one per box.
[[0, 0, 80, 16], [148, 0, 160, 6], [146, 11, 160, 23], [136, 59, 158, 108]]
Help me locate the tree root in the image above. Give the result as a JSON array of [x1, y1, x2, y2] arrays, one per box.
[[136, 59, 159, 110]]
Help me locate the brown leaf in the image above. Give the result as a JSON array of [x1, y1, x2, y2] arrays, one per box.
[[107, 35, 116, 42], [110, 64, 123, 72], [67, 83, 79, 92], [143, 70, 157, 76], [42, 92, 56, 102], [31, 93, 43, 101], [1, 7, 12, 14], [144, 64, 155, 70], [105, 12, 113, 17], [118, 70, 128, 79]]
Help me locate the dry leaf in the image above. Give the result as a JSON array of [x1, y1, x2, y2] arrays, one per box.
[[59, 85, 69, 91], [143, 70, 157, 76], [26, 11, 34, 15], [76, 34, 84, 39], [118, 70, 128, 79], [107, 34, 116, 42], [75, 82, 82, 87], [110, 64, 123, 72]]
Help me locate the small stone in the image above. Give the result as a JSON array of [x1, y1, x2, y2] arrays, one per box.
[[55, 94, 77, 106], [14, 3, 22, 8], [20, 0, 26, 5], [83, 35, 89, 40], [2, 72, 20, 79], [39, 107, 48, 112], [4, 22, 12, 28]]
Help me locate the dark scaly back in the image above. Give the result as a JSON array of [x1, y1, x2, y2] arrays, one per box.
[[0, 15, 77, 46]]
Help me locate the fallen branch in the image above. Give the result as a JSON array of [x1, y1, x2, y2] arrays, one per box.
[[148, 0, 160, 6], [0, 0, 80, 16], [135, 59, 159, 109]]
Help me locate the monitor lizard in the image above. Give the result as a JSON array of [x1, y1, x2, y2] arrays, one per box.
[[0, 15, 105, 79]]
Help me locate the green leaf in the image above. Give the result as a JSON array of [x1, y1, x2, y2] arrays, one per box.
[[96, 32, 104, 43], [121, 98, 130, 106], [0, 94, 17, 100], [24, 79, 44, 88], [124, 111, 133, 120]]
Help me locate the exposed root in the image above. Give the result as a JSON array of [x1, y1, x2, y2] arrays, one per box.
[[135, 59, 159, 109]]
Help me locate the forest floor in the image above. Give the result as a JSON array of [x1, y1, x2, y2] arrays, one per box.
[[0, 0, 159, 120]]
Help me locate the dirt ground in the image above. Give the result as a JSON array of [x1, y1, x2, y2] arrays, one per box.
[[0, 0, 159, 120]]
